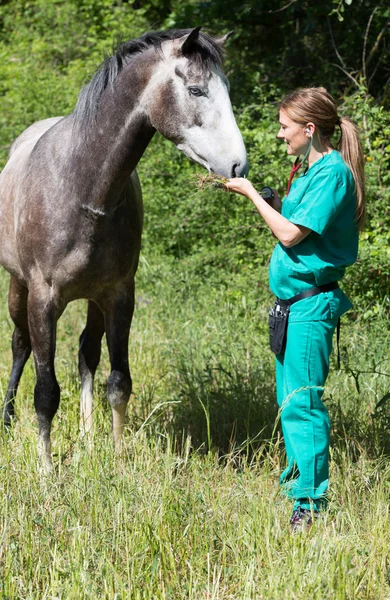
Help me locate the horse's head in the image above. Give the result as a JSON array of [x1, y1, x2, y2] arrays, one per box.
[[145, 29, 248, 178]]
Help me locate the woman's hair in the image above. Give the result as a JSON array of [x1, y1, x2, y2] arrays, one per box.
[[279, 87, 366, 231]]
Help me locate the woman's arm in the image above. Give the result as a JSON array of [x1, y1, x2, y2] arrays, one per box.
[[225, 178, 311, 248]]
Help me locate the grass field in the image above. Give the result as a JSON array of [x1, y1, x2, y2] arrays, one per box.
[[0, 255, 389, 599]]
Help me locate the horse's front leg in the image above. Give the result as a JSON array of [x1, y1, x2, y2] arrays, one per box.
[[27, 283, 62, 472], [104, 283, 135, 452]]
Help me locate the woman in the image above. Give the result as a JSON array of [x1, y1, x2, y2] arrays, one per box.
[[225, 87, 365, 531]]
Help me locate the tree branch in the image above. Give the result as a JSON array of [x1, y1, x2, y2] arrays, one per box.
[[327, 16, 347, 70], [268, 0, 298, 14], [366, 17, 390, 69], [330, 62, 360, 88], [362, 7, 379, 82]]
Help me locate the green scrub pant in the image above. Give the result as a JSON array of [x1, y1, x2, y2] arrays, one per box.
[[276, 316, 338, 512]]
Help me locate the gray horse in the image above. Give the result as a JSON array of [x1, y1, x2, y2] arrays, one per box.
[[0, 28, 248, 470]]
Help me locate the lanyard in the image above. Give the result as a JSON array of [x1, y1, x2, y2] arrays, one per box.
[[286, 136, 313, 196]]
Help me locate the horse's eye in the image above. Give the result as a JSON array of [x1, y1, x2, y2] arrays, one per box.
[[188, 87, 204, 97]]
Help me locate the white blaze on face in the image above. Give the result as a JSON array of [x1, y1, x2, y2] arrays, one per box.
[[175, 64, 248, 178]]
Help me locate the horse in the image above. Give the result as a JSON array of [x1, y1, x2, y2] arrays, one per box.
[[0, 27, 248, 471]]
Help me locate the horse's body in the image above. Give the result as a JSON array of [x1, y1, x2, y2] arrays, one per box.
[[0, 29, 248, 470]]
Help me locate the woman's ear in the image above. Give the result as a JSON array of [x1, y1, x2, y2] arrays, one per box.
[[305, 123, 315, 137]]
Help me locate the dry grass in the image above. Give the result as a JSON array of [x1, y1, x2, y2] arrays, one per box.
[[193, 173, 229, 191]]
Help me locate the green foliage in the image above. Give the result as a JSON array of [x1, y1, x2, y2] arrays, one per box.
[[340, 87, 390, 316], [330, 0, 355, 21], [165, 0, 390, 107]]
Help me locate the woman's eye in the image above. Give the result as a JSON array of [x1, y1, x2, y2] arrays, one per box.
[[189, 87, 204, 97]]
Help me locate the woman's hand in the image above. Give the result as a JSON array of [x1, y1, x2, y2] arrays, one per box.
[[224, 178, 255, 197], [225, 180, 282, 213]]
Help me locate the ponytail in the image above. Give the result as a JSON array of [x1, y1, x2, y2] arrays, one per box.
[[338, 116, 366, 231]]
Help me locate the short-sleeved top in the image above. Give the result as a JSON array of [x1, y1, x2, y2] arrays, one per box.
[[269, 151, 358, 322]]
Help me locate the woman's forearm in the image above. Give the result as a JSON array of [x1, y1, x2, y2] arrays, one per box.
[[247, 187, 310, 247], [225, 178, 311, 248]]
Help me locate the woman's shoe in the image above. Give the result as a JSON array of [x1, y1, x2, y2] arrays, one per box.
[[290, 507, 318, 533]]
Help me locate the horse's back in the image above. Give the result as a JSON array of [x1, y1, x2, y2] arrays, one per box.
[[0, 117, 64, 280], [8, 117, 64, 157]]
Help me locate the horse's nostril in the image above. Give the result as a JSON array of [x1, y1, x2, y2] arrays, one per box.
[[231, 163, 240, 178]]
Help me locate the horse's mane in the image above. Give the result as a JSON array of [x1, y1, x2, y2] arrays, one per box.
[[73, 29, 224, 127]]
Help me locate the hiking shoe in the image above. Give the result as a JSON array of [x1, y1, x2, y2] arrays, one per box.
[[290, 507, 318, 533]]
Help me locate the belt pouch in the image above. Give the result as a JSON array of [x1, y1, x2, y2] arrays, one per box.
[[268, 301, 290, 354]]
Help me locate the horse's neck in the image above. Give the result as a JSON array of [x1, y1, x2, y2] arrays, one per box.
[[70, 56, 157, 211]]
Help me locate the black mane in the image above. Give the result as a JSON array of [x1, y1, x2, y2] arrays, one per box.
[[73, 29, 224, 127]]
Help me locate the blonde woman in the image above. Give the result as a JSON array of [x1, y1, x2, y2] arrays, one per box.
[[225, 87, 365, 532]]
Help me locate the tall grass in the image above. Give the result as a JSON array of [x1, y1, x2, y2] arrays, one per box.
[[0, 255, 389, 599]]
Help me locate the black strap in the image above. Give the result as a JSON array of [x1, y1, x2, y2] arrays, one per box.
[[277, 281, 339, 308]]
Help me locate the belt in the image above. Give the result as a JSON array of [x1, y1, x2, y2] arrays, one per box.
[[277, 281, 339, 309], [276, 281, 341, 369]]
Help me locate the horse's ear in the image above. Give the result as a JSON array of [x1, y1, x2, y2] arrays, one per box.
[[216, 31, 234, 46], [177, 27, 202, 54]]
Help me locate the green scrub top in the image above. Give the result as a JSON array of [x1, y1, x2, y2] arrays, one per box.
[[269, 151, 358, 322]]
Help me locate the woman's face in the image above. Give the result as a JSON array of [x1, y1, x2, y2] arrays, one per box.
[[277, 109, 310, 156]]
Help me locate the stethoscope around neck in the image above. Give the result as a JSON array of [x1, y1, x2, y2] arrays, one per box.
[[286, 135, 313, 196]]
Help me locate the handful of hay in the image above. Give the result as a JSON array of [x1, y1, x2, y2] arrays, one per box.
[[194, 173, 229, 191]]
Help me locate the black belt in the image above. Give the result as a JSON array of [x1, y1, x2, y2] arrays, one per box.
[[277, 281, 339, 309], [277, 281, 341, 369]]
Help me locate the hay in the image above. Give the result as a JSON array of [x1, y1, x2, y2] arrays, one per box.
[[194, 173, 229, 191]]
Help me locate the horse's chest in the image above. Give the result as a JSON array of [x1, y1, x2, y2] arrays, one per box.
[[72, 219, 141, 282]]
